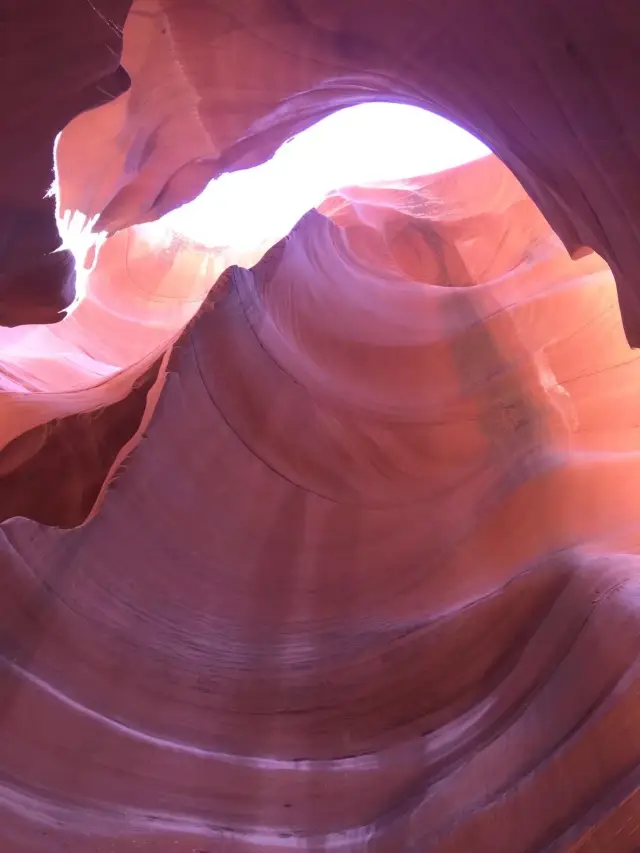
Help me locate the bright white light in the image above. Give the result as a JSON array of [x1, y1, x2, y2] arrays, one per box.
[[162, 103, 490, 250]]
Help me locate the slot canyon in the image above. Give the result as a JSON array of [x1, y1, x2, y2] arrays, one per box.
[[2, 1, 640, 850]]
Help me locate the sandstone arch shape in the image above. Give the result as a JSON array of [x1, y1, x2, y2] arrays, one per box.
[[2, 2, 640, 852]]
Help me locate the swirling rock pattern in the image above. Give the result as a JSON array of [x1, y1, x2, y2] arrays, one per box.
[[2, 2, 640, 852]]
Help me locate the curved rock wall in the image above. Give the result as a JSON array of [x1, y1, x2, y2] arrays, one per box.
[[2, 2, 640, 851]]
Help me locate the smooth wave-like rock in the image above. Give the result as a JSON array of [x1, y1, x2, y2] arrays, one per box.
[[3, 2, 640, 852], [47, 0, 640, 345], [3, 154, 640, 850], [5, 0, 640, 340]]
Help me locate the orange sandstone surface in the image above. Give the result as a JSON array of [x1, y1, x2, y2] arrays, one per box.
[[2, 2, 640, 851]]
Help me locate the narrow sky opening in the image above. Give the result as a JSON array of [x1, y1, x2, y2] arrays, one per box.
[[162, 103, 490, 250]]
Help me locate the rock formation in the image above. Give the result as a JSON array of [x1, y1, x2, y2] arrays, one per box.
[[2, 1, 640, 851]]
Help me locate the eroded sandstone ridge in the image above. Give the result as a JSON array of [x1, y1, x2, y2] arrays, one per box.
[[2, 1, 640, 851]]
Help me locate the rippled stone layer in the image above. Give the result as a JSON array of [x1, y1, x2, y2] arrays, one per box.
[[2, 1, 640, 851], [3, 154, 640, 850]]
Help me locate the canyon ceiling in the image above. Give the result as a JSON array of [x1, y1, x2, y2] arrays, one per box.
[[2, 1, 640, 851]]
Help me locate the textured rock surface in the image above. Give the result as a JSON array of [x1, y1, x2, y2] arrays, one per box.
[[0, 0, 132, 324], [2, 1, 640, 852]]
